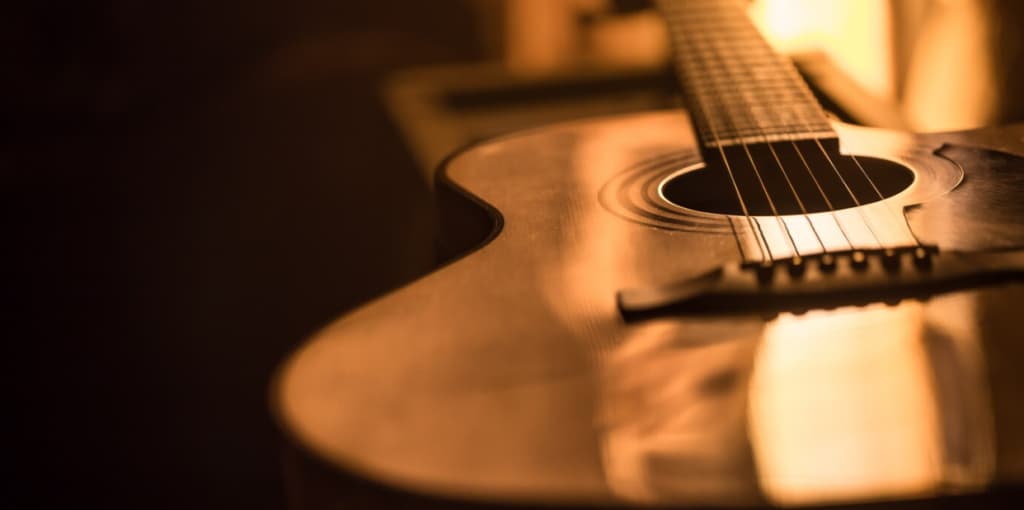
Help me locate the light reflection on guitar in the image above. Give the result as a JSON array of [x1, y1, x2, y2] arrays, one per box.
[[274, 1, 1024, 507]]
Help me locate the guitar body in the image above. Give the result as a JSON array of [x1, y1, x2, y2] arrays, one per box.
[[276, 111, 1024, 508]]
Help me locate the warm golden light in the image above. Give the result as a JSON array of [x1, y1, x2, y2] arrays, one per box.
[[750, 303, 942, 505], [749, 0, 894, 100], [900, 0, 997, 130], [750, 0, 1003, 131]]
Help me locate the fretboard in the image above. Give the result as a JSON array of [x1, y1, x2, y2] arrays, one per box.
[[657, 0, 836, 148]]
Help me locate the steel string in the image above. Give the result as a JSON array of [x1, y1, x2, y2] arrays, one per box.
[[733, 17, 892, 254], [676, 2, 817, 262], [685, 13, 833, 261], [661, 4, 775, 263]]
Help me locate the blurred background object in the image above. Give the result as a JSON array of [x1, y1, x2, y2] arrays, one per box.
[[387, 0, 1024, 178], [495, 0, 1024, 130], [5, 1, 1024, 509]]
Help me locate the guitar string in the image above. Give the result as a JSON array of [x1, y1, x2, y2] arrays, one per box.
[[671, 4, 798, 259], [809, 137, 887, 252], [698, 21, 849, 256], [669, 0, 921, 260], [676, 21, 802, 262], [787, 139, 857, 255], [660, 3, 774, 263], [712, 3, 888, 257], [753, 61, 861, 253], [669, 6, 801, 263], [691, 58, 806, 261], [709, 4, 890, 255], [666, 0, 904, 261], [659, 0, 773, 262], [723, 0, 910, 253], [848, 153, 926, 251], [771, 61, 918, 253], [686, 12, 831, 260], [681, 19, 859, 256]]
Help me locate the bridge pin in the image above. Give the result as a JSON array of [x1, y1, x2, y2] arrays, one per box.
[[882, 249, 901, 272], [820, 253, 837, 272], [788, 256, 805, 277], [913, 247, 933, 269], [851, 250, 868, 269]]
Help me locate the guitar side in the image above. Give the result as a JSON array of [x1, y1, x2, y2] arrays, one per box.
[[274, 110, 1024, 508]]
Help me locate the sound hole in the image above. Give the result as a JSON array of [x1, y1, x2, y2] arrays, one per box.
[[660, 140, 914, 215]]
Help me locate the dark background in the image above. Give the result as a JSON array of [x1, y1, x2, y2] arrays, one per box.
[[6, 2, 481, 508], [10, 1, 1024, 509]]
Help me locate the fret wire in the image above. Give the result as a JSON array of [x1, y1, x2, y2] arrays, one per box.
[[695, 14, 815, 139], [666, 0, 818, 129], [675, 53, 795, 62], [675, 70, 813, 83], [673, 65, 816, 90], [680, 82, 817, 100], [675, 37, 778, 49], [661, 0, 836, 147], [685, 86, 817, 98]]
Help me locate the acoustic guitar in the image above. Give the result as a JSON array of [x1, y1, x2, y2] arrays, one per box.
[[274, 0, 1024, 507]]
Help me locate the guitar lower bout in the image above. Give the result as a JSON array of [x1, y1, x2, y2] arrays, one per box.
[[275, 110, 1024, 509]]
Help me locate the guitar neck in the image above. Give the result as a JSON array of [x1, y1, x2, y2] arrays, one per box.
[[657, 0, 836, 149]]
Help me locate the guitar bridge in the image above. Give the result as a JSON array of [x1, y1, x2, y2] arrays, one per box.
[[617, 247, 1024, 321]]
